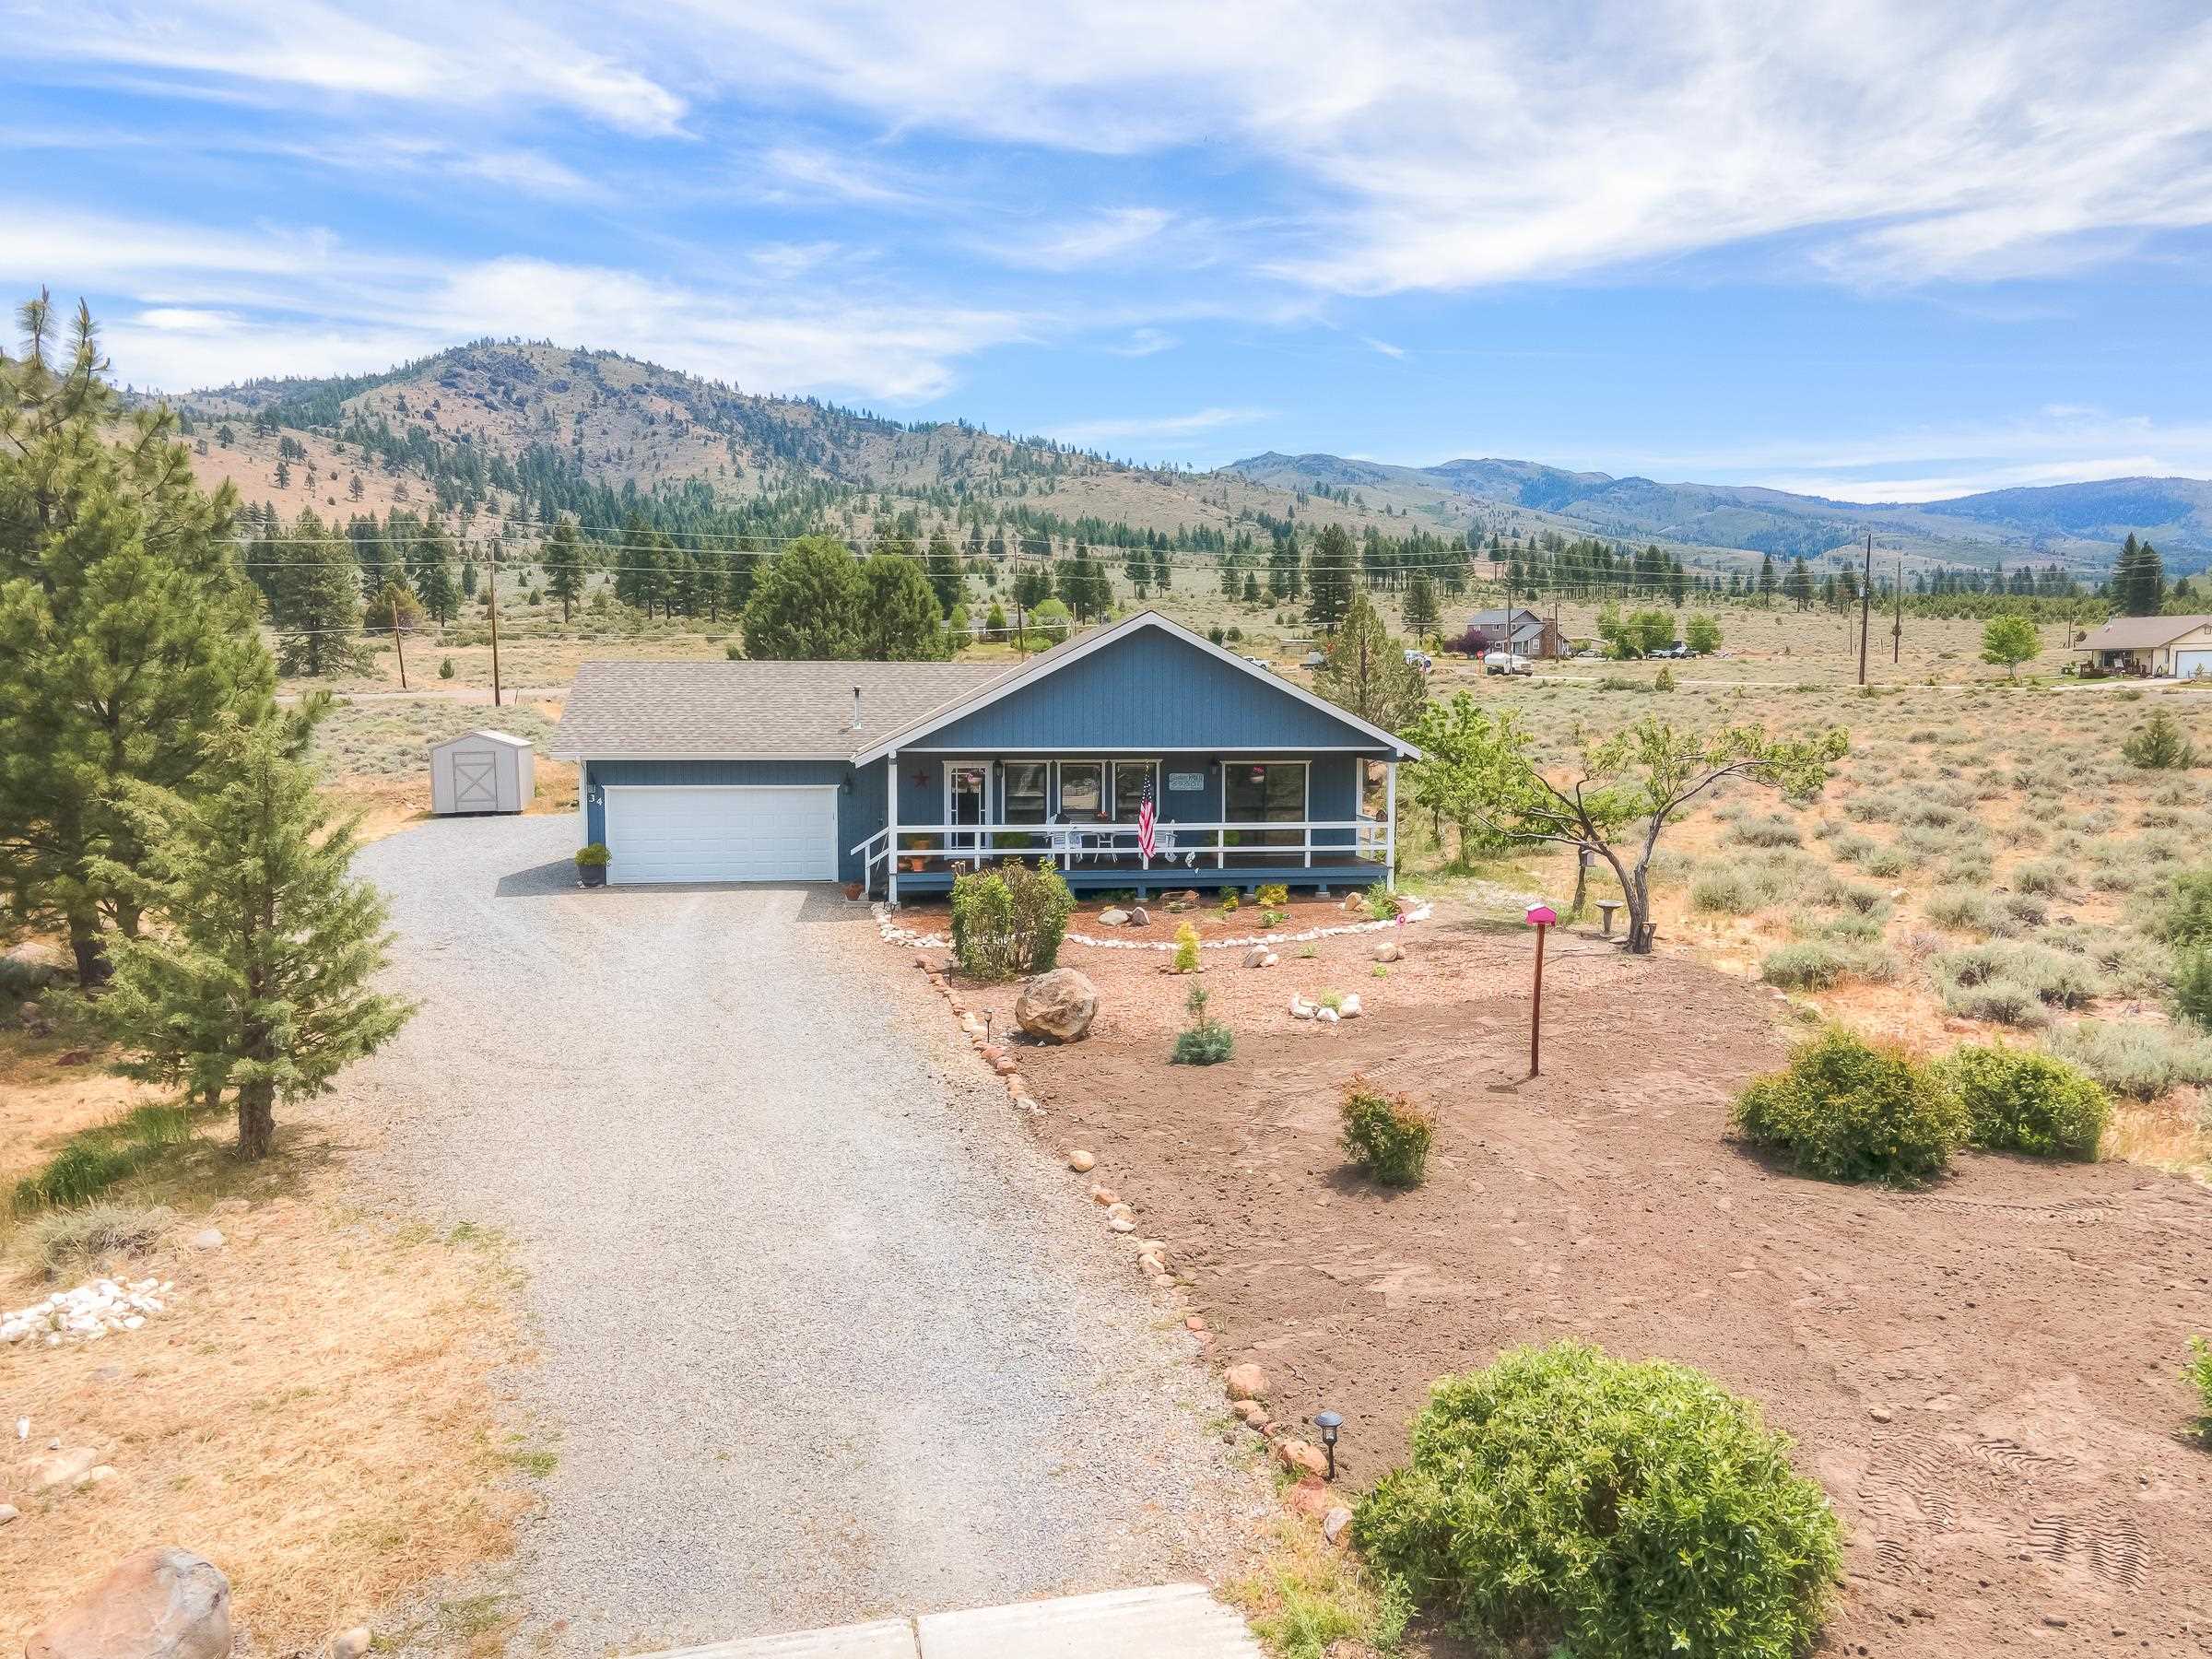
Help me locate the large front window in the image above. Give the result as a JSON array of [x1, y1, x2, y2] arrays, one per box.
[[1056, 760, 1105, 819], [1003, 762, 1049, 824], [1112, 760, 1159, 823], [1225, 760, 1306, 852]]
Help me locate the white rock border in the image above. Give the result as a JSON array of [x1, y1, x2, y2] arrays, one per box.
[[875, 899, 1431, 952]]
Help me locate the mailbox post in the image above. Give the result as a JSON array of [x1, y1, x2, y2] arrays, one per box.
[[1525, 902, 1557, 1077]]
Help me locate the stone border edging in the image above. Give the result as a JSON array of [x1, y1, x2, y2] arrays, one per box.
[[875, 899, 1431, 953]]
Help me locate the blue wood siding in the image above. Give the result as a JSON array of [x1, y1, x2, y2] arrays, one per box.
[[916, 630, 1391, 753], [587, 758, 884, 884]]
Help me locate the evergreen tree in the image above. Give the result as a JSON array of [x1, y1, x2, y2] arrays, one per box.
[[542, 519, 585, 622], [924, 530, 964, 616], [861, 550, 947, 659], [411, 522, 458, 623], [1151, 544, 1171, 591], [1243, 571, 1263, 604], [2113, 532, 2165, 616], [95, 705, 413, 1157], [1012, 562, 1053, 611], [1306, 523, 1356, 630], [1313, 591, 1427, 731], [0, 294, 274, 985], [1403, 571, 1441, 643], [742, 535, 865, 658], [272, 509, 367, 677], [1782, 557, 1815, 610], [1757, 553, 1778, 606]]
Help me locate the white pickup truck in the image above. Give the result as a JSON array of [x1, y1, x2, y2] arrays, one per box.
[[1483, 652, 1534, 676]]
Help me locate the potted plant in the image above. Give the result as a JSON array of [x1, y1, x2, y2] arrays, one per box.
[[900, 832, 931, 873], [575, 842, 611, 888]]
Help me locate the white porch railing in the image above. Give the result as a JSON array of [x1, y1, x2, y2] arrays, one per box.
[[850, 818, 1392, 898]]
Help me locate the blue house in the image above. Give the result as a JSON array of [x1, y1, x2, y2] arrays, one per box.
[[550, 609, 1418, 898]]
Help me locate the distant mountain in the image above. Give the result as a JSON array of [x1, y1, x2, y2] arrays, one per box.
[[1228, 451, 2212, 569]]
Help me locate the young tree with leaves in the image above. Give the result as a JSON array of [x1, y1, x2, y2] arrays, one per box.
[[0, 293, 274, 985], [95, 705, 412, 1158], [1980, 614, 2041, 680], [1314, 591, 1428, 732], [742, 535, 865, 658]]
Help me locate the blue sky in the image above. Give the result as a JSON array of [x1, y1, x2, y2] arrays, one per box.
[[6, 0, 2211, 500]]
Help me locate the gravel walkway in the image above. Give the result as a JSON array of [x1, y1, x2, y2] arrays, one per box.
[[340, 817, 1261, 1654]]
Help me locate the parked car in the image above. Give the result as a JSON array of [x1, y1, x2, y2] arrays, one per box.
[[1242, 654, 1272, 669], [1403, 648, 1434, 673], [1484, 652, 1534, 676], [1650, 641, 1689, 659], [1300, 650, 1326, 668]]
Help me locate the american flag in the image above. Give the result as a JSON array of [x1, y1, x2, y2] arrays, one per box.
[[1136, 772, 1157, 864]]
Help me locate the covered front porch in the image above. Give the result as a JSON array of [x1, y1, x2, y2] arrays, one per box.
[[854, 749, 1397, 901]]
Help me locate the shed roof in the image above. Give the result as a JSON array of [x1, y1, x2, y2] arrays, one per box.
[[429, 728, 534, 751], [2078, 615, 2212, 651], [551, 660, 994, 759]]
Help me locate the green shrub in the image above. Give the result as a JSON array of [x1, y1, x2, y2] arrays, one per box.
[[1357, 1341, 1841, 1659], [30, 1202, 175, 1272], [573, 842, 610, 867], [2159, 868, 2212, 948], [1761, 941, 1844, 989], [1364, 883, 1396, 921], [949, 862, 1074, 981], [1726, 813, 1803, 848], [1732, 1028, 1969, 1182], [13, 1104, 195, 1213], [2122, 710, 2197, 771], [2013, 858, 2067, 895], [1925, 885, 2001, 933], [2186, 1337, 2212, 1441], [437, 656, 455, 679], [2041, 1019, 2212, 1100], [1936, 1044, 2108, 1159], [1256, 883, 1290, 907], [1171, 984, 1233, 1065], [1339, 1077, 1434, 1186], [2173, 947, 2212, 1030]]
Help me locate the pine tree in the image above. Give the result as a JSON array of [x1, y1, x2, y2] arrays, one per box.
[[271, 509, 367, 676], [861, 550, 947, 659], [1403, 571, 1441, 642], [1783, 557, 1815, 610], [742, 535, 865, 658], [1306, 523, 1356, 630], [0, 294, 273, 985], [1314, 591, 1427, 731], [95, 706, 413, 1157], [924, 531, 963, 616], [410, 522, 458, 623], [1757, 553, 1777, 606], [542, 519, 585, 622]]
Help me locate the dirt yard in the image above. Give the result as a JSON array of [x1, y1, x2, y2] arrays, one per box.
[[935, 904, 2212, 1658]]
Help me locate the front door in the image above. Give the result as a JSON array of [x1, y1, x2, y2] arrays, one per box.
[[947, 764, 987, 851], [1225, 760, 1307, 859]]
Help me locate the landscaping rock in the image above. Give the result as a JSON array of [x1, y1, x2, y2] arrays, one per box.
[[1184, 1314, 1206, 1332], [1341, 894, 1367, 914], [1373, 941, 1404, 963], [1224, 1362, 1267, 1402], [1098, 907, 1130, 927], [1316, 1006, 1340, 1024], [1263, 953, 1278, 968], [1066, 1149, 1095, 1172], [1129, 906, 1150, 926], [1285, 1474, 1332, 1516], [32, 1446, 100, 1489], [24, 1546, 231, 1659], [1322, 1505, 1353, 1545], [189, 1230, 225, 1251], [1105, 1203, 1134, 1222], [992, 1056, 1018, 1077], [1176, 889, 1201, 904], [1107, 1217, 1135, 1233], [1231, 1400, 1266, 1425], [1015, 968, 1098, 1043], [3, 939, 73, 988], [1089, 1185, 1119, 1206], [1244, 946, 1269, 968], [1288, 994, 1316, 1018], [0, 1502, 19, 1525], [1338, 994, 1362, 1018], [1277, 1438, 1331, 1479], [329, 1628, 371, 1659]]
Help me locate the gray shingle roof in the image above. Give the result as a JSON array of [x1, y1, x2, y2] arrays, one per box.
[[2078, 615, 2212, 651], [551, 659, 997, 759]]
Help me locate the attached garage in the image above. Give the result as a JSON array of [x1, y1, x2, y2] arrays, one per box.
[[602, 784, 840, 885], [2176, 649, 2212, 681]]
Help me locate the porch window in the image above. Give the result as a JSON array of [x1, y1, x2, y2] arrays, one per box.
[[1111, 760, 1159, 822], [1003, 761, 1049, 824], [1056, 760, 1105, 819], [1225, 760, 1307, 852]]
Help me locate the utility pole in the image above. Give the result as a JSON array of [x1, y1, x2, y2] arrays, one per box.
[[487, 556, 503, 708], [391, 592, 408, 690], [1856, 532, 1873, 685], [1893, 558, 1903, 665]]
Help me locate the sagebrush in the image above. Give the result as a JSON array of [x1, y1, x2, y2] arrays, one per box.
[[1356, 1341, 1841, 1659], [1732, 1028, 1969, 1183]]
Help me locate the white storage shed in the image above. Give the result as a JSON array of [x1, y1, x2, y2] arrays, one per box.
[[429, 729, 536, 816]]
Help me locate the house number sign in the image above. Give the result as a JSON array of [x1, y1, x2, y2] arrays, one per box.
[[1167, 771, 1206, 791]]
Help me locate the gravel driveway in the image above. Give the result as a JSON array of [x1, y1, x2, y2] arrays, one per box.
[[344, 817, 1258, 1654]]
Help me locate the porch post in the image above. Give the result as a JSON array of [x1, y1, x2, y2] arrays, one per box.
[[887, 748, 899, 906], [1383, 759, 1398, 891]]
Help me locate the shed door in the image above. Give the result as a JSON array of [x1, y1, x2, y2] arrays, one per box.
[[452, 749, 500, 812], [603, 786, 839, 884], [2175, 649, 2212, 680]]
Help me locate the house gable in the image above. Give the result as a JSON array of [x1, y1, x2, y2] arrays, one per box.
[[889, 623, 1403, 754]]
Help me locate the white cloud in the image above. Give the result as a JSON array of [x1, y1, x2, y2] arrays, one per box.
[[1362, 336, 1407, 359], [1047, 406, 1271, 447], [1105, 327, 1178, 357], [1004, 207, 1174, 270]]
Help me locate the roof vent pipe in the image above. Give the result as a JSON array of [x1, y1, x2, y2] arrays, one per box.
[[852, 684, 862, 731]]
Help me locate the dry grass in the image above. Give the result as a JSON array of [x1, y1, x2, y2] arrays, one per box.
[[1, 1018, 535, 1653], [1228, 1516, 1412, 1659]]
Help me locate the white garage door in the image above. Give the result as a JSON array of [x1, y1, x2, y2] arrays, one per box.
[[2175, 649, 2212, 680], [603, 785, 839, 884]]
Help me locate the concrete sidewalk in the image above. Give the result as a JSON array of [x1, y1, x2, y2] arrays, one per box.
[[645, 1584, 1263, 1658]]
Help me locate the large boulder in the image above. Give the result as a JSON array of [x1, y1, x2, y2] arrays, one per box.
[[26, 1547, 232, 1659], [1016, 968, 1098, 1043]]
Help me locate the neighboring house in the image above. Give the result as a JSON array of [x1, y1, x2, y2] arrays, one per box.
[[551, 609, 1420, 898], [2077, 616, 2212, 678], [1456, 607, 1560, 659]]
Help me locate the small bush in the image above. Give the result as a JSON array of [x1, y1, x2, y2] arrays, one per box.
[[1364, 883, 1396, 921], [1761, 940, 1845, 989], [1732, 1028, 1969, 1182], [1171, 920, 1201, 973], [2013, 858, 2067, 895], [2122, 710, 2197, 771], [1339, 1077, 1434, 1186], [2042, 1019, 2212, 1100], [573, 842, 610, 867], [30, 1202, 175, 1273], [1256, 883, 1289, 907], [1936, 1044, 2108, 1159], [13, 1104, 195, 1212], [1727, 813, 1803, 848], [2159, 868, 2212, 947], [950, 862, 1074, 981], [2186, 1337, 2212, 1441], [1171, 985, 1234, 1065], [1357, 1342, 1841, 1658], [1925, 886, 2001, 933], [437, 656, 455, 679]]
